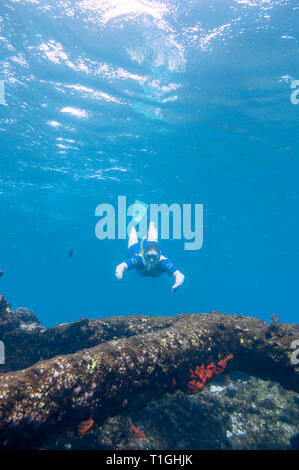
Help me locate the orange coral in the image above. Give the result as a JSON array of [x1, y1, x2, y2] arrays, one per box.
[[187, 354, 233, 394], [77, 418, 94, 435], [130, 424, 146, 439]]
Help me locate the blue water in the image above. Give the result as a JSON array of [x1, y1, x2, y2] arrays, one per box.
[[0, 0, 298, 327]]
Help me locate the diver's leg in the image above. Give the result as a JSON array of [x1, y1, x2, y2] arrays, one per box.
[[128, 225, 138, 248], [148, 221, 158, 242]]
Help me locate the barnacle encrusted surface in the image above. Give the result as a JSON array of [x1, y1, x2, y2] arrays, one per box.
[[0, 295, 298, 449]]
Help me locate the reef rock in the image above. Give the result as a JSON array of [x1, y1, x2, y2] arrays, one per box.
[[0, 295, 298, 449], [44, 373, 299, 450], [0, 294, 177, 373]]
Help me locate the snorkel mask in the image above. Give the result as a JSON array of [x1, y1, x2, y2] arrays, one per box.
[[141, 241, 161, 269]]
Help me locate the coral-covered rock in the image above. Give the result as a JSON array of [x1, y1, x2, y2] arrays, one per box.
[[10, 307, 40, 325], [0, 294, 177, 373], [0, 295, 298, 449], [0, 296, 40, 334], [44, 374, 299, 450]]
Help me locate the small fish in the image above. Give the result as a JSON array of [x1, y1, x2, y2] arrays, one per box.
[[0, 270, 3, 277], [68, 248, 74, 258]]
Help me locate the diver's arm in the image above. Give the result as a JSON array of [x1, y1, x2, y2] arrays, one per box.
[[115, 262, 128, 281], [158, 256, 184, 291], [171, 270, 185, 292]]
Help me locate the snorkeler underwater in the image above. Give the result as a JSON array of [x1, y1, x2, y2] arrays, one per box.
[[0, 0, 299, 455]]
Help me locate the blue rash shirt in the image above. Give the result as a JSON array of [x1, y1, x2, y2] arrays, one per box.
[[124, 241, 178, 278]]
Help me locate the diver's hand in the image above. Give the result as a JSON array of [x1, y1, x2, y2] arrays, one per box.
[[171, 270, 185, 292], [115, 262, 128, 281]]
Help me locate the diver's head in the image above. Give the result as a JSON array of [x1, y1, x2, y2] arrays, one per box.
[[142, 242, 161, 269]]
